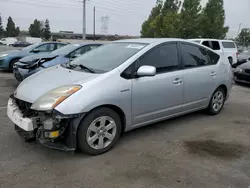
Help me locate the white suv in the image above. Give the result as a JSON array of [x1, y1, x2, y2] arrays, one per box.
[[189, 39, 238, 66]]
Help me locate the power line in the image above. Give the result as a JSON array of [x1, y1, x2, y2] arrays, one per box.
[[6, 0, 148, 18], [89, 0, 151, 14], [86, 2, 147, 18]]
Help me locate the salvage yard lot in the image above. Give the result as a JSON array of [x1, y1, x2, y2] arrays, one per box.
[[0, 47, 250, 188]]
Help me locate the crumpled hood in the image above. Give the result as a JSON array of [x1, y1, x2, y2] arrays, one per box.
[[20, 53, 57, 64], [238, 61, 250, 69], [15, 65, 99, 103]]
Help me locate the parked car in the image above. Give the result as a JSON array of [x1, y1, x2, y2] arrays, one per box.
[[13, 43, 102, 81], [235, 50, 250, 67], [7, 39, 233, 155], [234, 61, 250, 84], [189, 39, 238, 66], [10, 41, 32, 47], [0, 42, 66, 71], [0, 37, 18, 46]]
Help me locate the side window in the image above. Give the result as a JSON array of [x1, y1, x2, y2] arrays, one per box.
[[137, 43, 179, 74], [57, 43, 66, 49], [180, 43, 210, 68], [211, 41, 220, 50], [222, 42, 236, 48], [202, 41, 211, 48], [207, 50, 220, 65], [34, 43, 56, 52]]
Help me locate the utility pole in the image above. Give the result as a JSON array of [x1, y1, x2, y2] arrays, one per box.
[[237, 23, 242, 36], [80, 0, 87, 40], [93, 6, 95, 41]]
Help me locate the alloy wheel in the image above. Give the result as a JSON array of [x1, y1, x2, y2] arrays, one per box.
[[86, 116, 117, 150], [212, 91, 224, 112]]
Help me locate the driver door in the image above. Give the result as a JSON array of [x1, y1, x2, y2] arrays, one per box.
[[132, 42, 184, 126]]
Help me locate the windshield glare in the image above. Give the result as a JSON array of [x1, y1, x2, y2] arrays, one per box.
[[69, 42, 147, 72], [22, 43, 41, 51], [51, 44, 79, 56]]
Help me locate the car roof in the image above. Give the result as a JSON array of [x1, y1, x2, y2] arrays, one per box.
[[189, 38, 235, 43], [114, 38, 185, 44]]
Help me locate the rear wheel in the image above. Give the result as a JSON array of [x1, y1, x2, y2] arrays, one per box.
[[77, 107, 122, 155], [206, 87, 225, 115]]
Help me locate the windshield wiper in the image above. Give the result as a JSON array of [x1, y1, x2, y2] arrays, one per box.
[[64, 63, 95, 73], [77, 64, 95, 73]]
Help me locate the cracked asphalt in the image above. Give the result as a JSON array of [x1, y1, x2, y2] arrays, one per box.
[[0, 46, 250, 188]]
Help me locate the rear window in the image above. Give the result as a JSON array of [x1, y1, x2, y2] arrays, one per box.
[[202, 41, 221, 50], [207, 50, 220, 65], [222, 42, 236, 48]]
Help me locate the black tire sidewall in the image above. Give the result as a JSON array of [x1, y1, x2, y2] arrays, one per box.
[[77, 107, 122, 155], [207, 88, 225, 115], [9, 59, 19, 71]]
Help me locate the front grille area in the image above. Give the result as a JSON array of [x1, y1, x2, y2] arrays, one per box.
[[236, 74, 250, 82], [15, 98, 32, 114], [245, 69, 250, 74]]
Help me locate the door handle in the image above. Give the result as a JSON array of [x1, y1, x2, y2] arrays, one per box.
[[173, 78, 182, 85], [210, 72, 217, 77]]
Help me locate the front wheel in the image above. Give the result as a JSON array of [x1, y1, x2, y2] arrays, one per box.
[[77, 107, 122, 155], [206, 88, 225, 115], [9, 59, 19, 71]]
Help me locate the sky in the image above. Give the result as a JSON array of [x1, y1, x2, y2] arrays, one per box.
[[0, 0, 249, 37]]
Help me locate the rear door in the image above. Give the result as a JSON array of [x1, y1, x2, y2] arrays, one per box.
[[179, 42, 218, 111]]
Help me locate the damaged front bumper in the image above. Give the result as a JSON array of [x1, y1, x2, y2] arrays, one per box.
[[13, 62, 43, 82], [7, 96, 85, 151]]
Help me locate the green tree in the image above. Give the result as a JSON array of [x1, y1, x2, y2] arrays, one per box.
[[157, 0, 181, 37], [200, 0, 229, 39], [43, 19, 51, 40], [29, 19, 43, 37], [179, 0, 202, 38], [141, 0, 163, 37], [15, 26, 20, 36], [237, 28, 250, 47], [6, 17, 19, 37], [0, 14, 4, 37]]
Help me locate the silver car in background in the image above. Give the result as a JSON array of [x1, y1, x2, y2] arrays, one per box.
[[7, 39, 233, 155]]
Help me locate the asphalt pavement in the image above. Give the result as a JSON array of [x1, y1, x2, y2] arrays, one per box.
[[0, 46, 250, 188]]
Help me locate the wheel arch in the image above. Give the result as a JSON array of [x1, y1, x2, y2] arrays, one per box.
[[9, 57, 21, 68], [216, 84, 228, 98], [85, 104, 127, 134]]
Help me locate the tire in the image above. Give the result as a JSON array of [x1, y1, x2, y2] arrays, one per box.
[[228, 57, 233, 65], [206, 87, 225, 115], [9, 59, 20, 71], [77, 107, 122, 155]]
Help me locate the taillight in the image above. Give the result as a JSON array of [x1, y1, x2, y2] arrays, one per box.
[[236, 52, 239, 57]]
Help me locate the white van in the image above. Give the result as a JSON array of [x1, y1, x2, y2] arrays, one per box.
[[0, 37, 18, 46], [189, 39, 238, 66]]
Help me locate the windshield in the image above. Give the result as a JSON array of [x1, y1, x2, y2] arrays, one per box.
[[21, 43, 41, 51], [240, 51, 250, 56], [68, 42, 147, 72], [51, 44, 79, 56]]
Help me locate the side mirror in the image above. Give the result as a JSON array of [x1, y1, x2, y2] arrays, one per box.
[[137, 65, 156, 77], [32, 49, 40, 53]]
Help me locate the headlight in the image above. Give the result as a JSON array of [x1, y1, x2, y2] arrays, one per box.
[[31, 85, 82, 111], [0, 54, 8, 58], [236, 67, 243, 73]]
